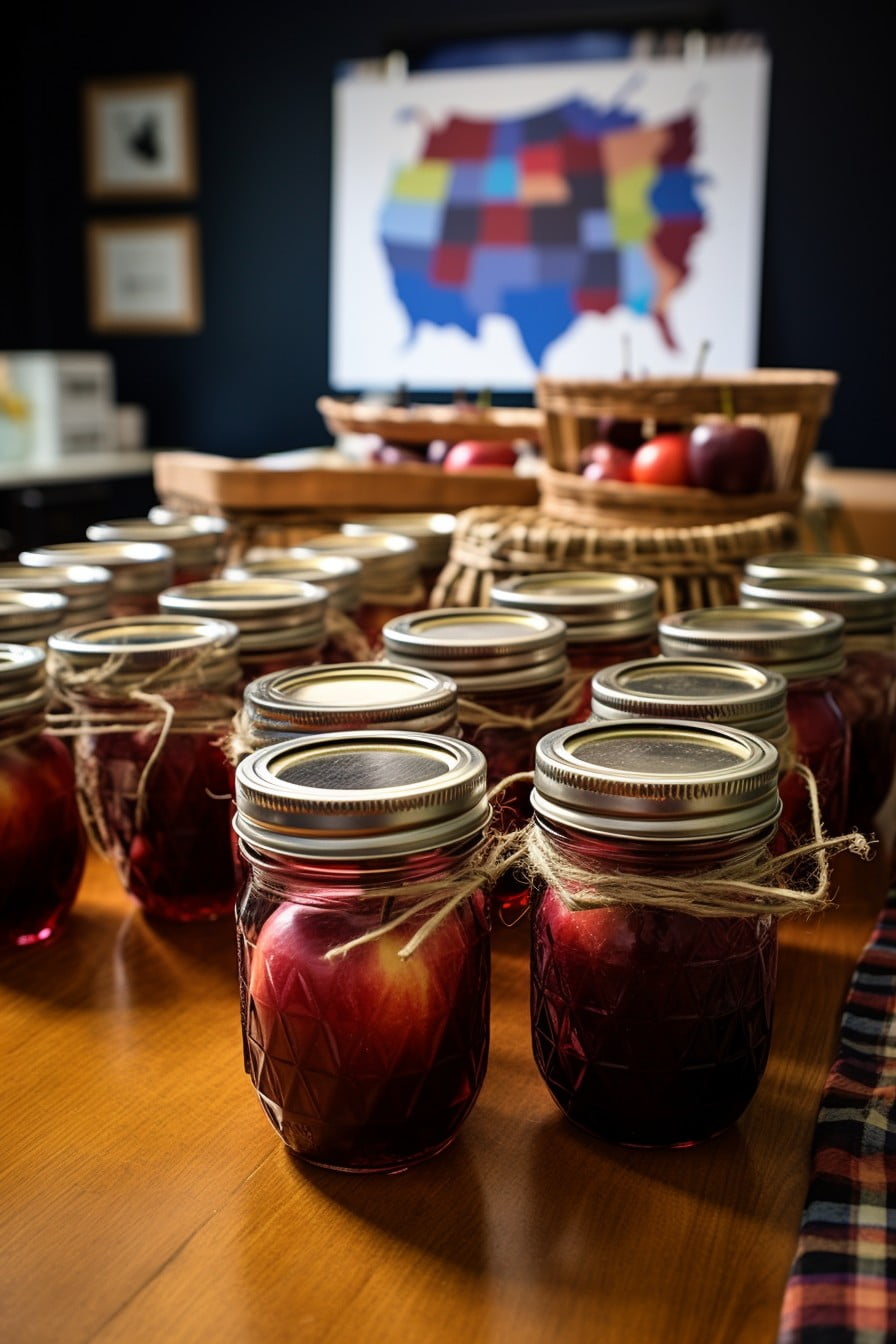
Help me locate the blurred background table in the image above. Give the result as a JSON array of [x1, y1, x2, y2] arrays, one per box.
[[0, 834, 891, 1344]]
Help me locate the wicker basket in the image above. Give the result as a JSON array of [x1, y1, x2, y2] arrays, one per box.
[[430, 506, 801, 616], [536, 370, 838, 526]]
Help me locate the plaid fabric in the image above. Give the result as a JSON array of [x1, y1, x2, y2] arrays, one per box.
[[778, 897, 896, 1344]]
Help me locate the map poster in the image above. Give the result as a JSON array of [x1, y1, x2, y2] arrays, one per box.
[[330, 51, 770, 390]]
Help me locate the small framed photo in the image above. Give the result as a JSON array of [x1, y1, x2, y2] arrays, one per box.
[[86, 217, 203, 333], [83, 75, 198, 199]]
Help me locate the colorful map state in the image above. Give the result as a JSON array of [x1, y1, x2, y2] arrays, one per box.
[[379, 97, 706, 363]]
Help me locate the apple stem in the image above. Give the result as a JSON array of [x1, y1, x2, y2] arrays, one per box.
[[720, 385, 735, 420], [476, 388, 492, 408], [694, 340, 711, 376]]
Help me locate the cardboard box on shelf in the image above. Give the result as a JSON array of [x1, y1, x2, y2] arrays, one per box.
[[4, 352, 116, 461]]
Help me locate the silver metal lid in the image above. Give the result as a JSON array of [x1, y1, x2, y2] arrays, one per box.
[[48, 615, 240, 689], [235, 730, 489, 858], [491, 571, 658, 640], [224, 552, 362, 612], [590, 657, 789, 743], [0, 562, 112, 614], [659, 606, 846, 680], [159, 578, 328, 651], [745, 552, 896, 580], [88, 515, 228, 565], [739, 572, 896, 633], [298, 532, 420, 593], [20, 541, 175, 595], [533, 718, 781, 840], [340, 514, 455, 569], [0, 589, 69, 643], [382, 607, 568, 691], [0, 642, 47, 718], [243, 662, 459, 744]]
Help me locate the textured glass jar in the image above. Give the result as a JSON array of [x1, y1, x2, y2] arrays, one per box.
[[239, 662, 459, 756], [491, 571, 658, 722], [298, 532, 424, 647], [340, 514, 455, 599], [223, 552, 369, 663], [0, 589, 69, 646], [88, 515, 229, 586], [235, 730, 491, 1172], [530, 719, 781, 1147], [21, 541, 175, 617], [159, 578, 328, 690], [0, 643, 86, 946], [659, 606, 850, 838], [740, 567, 896, 826], [48, 615, 242, 921], [0, 563, 112, 626]]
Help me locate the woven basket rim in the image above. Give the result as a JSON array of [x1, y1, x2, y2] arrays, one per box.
[[539, 463, 801, 516]]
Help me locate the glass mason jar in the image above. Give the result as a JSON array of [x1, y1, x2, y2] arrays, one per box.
[[0, 562, 112, 626], [159, 578, 328, 691], [223, 552, 370, 664], [490, 571, 658, 722], [0, 589, 69, 647], [89, 515, 230, 586], [0, 643, 86, 946], [298, 532, 425, 648], [21, 541, 175, 617], [237, 661, 459, 758], [235, 730, 492, 1172], [530, 718, 781, 1147], [659, 606, 850, 839], [340, 514, 455, 602], [47, 615, 242, 921], [740, 565, 896, 826]]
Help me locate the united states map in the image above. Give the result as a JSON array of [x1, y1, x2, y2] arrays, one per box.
[[379, 97, 706, 365]]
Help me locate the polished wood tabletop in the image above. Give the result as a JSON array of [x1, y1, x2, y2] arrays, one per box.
[[1, 834, 891, 1344]]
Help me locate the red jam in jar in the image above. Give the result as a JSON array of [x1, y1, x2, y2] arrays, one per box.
[[235, 730, 491, 1172], [491, 571, 658, 722], [238, 661, 459, 757], [297, 532, 425, 649], [48, 614, 242, 921], [89, 515, 229, 586], [21, 541, 175, 618], [740, 561, 896, 827], [659, 605, 850, 838], [0, 643, 86, 945], [529, 718, 782, 1147], [223, 552, 370, 664], [159, 578, 328, 691]]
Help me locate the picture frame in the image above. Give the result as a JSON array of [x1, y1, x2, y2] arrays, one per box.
[[86, 217, 203, 333], [82, 74, 198, 199]]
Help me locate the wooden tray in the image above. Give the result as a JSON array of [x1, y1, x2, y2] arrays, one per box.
[[153, 450, 540, 518], [317, 396, 544, 445]]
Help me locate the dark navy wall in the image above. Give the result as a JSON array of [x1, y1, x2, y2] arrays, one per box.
[[3, 0, 893, 466]]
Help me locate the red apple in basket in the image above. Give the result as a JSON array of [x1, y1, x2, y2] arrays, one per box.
[[442, 440, 518, 472], [580, 443, 634, 482], [687, 422, 773, 494], [630, 433, 691, 486]]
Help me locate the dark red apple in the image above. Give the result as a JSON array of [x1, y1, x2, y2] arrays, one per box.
[[580, 443, 634, 482], [595, 416, 644, 451], [687, 423, 773, 494], [442, 440, 518, 472]]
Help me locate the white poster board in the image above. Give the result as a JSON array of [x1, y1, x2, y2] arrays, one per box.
[[330, 51, 770, 389]]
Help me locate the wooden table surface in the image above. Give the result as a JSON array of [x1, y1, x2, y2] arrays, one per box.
[[1, 834, 891, 1344]]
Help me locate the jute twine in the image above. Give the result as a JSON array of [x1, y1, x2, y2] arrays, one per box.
[[47, 648, 239, 848], [0, 714, 48, 753], [325, 607, 372, 661], [457, 672, 590, 735], [284, 763, 870, 963]]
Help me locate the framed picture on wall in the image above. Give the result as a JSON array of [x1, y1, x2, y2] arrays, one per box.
[[86, 217, 203, 333], [83, 74, 198, 198]]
